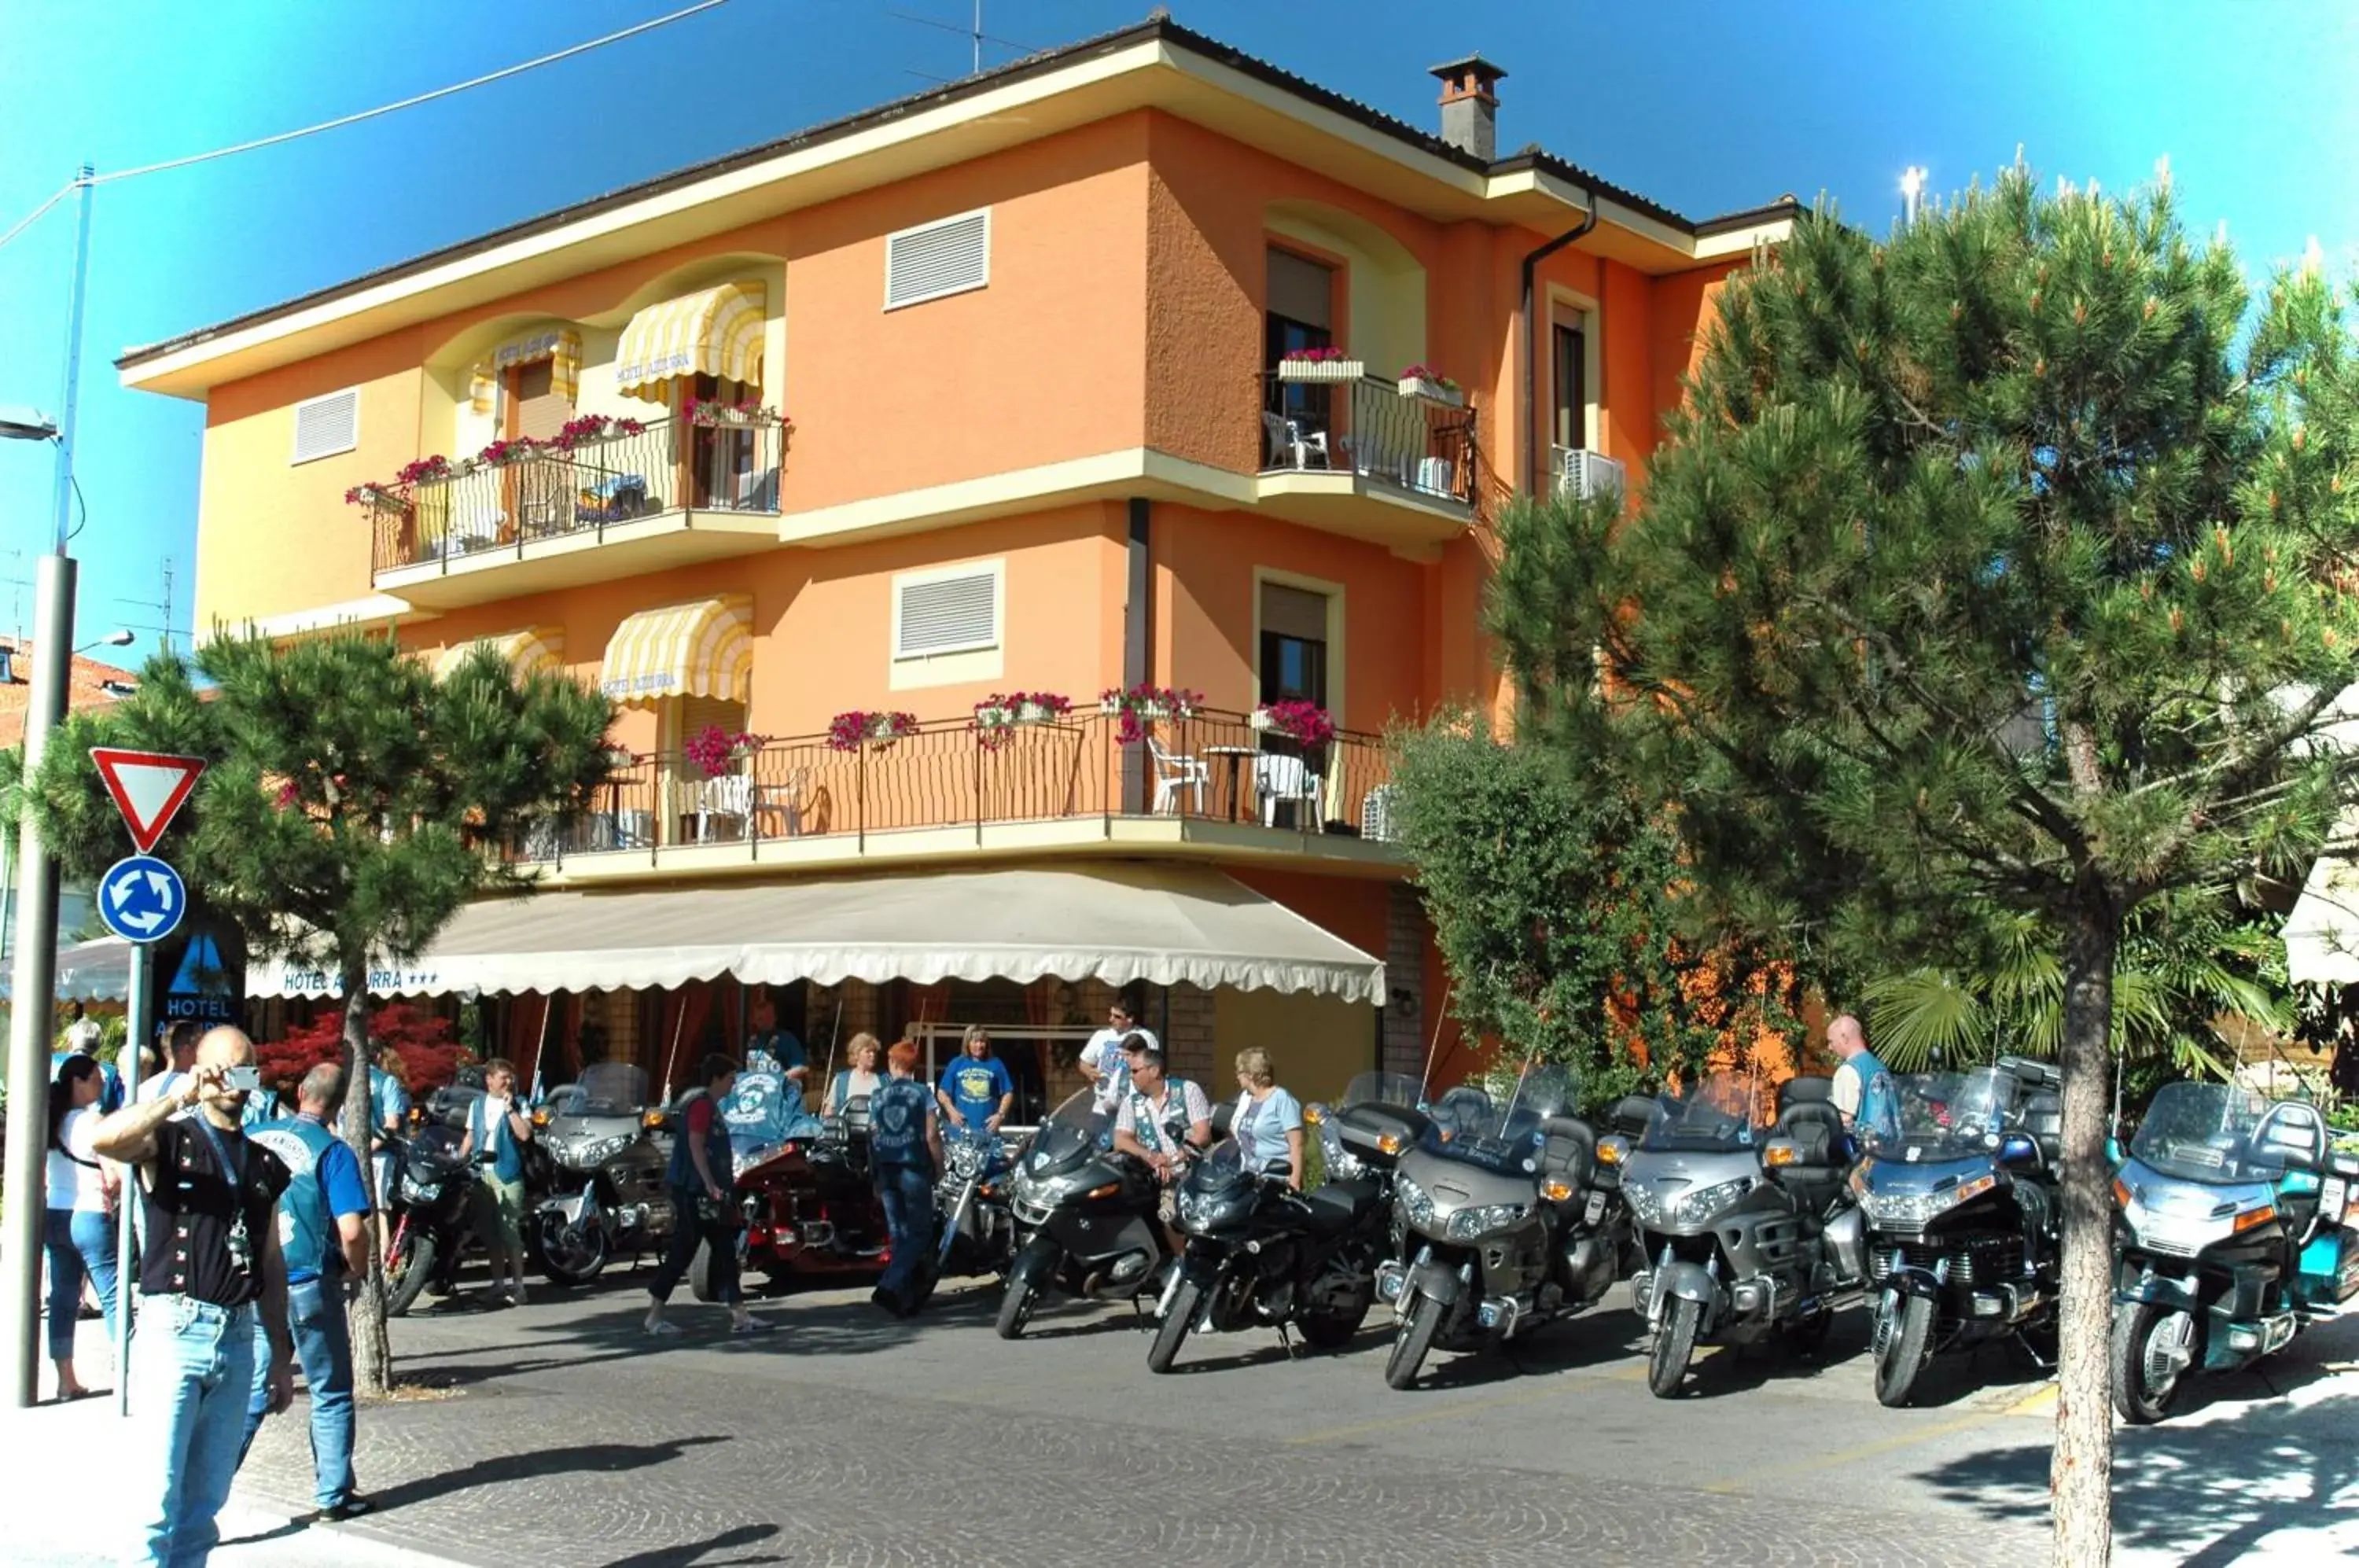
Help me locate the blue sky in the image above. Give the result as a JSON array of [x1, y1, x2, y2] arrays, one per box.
[[2, 0, 2353, 667]]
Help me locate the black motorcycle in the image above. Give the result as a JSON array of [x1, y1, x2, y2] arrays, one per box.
[[1146, 1077, 1419, 1372], [933, 1127, 1019, 1286], [524, 1064, 676, 1288], [384, 1115, 480, 1316], [1856, 1057, 2062, 1405], [995, 1089, 1172, 1338]]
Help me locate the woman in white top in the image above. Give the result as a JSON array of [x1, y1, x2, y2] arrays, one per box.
[[1230, 1047, 1305, 1191], [42, 1055, 119, 1401], [824, 1033, 885, 1115]]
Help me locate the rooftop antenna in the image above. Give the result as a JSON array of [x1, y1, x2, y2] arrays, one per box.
[[114, 556, 174, 655], [889, 2, 1036, 81]]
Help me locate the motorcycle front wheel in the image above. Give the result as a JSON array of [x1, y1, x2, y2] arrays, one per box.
[[1384, 1291, 1443, 1391], [1148, 1280, 1202, 1374], [1647, 1295, 1702, 1398], [1872, 1293, 1935, 1408], [385, 1231, 438, 1318], [2111, 1300, 2194, 1424], [534, 1209, 611, 1288], [995, 1272, 1043, 1340]]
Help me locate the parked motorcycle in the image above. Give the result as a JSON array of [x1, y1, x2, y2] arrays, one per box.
[[384, 1112, 481, 1316], [1854, 1058, 2062, 1406], [995, 1088, 1171, 1338], [524, 1062, 676, 1288], [1146, 1074, 1419, 1372], [933, 1127, 1020, 1285], [1621, 1071, 1866, 1397], [1374, 1063, 1625, 1391], [2110, 1080, 2359, 1422], [708, 1098, 889, 1297]]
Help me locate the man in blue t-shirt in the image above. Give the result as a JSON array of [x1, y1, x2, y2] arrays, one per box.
[[239, 1062, 374, 1520], [936, 1025, 1014, 1142]]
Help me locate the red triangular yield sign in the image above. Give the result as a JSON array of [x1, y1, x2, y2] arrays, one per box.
[[90, 747, 208, 855]]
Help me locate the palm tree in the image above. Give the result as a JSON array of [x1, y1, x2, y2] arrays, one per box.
[[1861, 894, 2287, 1088]]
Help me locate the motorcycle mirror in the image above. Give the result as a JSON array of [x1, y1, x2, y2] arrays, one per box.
[[1998, 1132, 2037, 1165]]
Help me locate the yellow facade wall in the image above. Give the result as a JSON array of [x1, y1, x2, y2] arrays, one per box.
[[1212, 987, 1378, 1107]]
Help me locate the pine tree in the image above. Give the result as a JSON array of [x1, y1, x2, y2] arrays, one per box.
[[26, 634, 612, 1395], [1489, 164, 2359, 1563]]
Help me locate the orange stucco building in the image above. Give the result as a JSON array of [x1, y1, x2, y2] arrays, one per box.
[[122, 20, 1795, 1106]]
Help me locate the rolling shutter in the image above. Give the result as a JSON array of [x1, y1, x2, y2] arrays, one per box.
[[291, 388, 359, 463], [885, 210, 991, 310], [895, 568, 999, 658]]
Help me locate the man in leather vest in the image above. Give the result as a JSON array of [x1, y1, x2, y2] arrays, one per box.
[[239, 1062, 375, 1521], [90, 1026, 296, 1568]]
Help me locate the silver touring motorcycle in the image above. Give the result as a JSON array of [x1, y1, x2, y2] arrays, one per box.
[[1617, 1070, 1868, 1397], [1374, 1062, 1625, 1390]]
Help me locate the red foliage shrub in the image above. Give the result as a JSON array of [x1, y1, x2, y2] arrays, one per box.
[[258, 1003, 472, 1098]]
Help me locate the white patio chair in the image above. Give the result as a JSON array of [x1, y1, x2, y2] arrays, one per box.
[[1260, 409, 1330, 472], [754, 767, 808, 837], [1147, 736, 1209, 815], [1254, 752, 1323, 830], [695, 771, 753, 842], [447, 499, 506, 556]]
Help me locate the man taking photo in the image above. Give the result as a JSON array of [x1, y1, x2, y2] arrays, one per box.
[[90, 1026, 296, 1567]]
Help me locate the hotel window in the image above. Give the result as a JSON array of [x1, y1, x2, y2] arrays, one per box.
[[1552, 322, 1588, 452], [1258, 582, 1330, 710]]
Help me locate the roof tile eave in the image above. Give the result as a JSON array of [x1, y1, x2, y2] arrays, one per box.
[[117, 17, 1765, 378]]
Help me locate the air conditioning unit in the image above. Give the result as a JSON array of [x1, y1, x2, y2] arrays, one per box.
[[1554, 446, 1628, 502]]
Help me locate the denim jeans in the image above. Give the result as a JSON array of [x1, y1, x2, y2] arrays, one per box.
[[131, 1295, 256, 1568], [237, 1277, 356, 1509], [875, 1164, 936, 1306], [42, 1207, 118, 1361], [650, 1189, 740, 1306]]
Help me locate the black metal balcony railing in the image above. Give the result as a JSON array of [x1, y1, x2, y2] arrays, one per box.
[[367, 414, 788, 575], [506, 707, 1401, 863], [1259, 372, 1477, 506]]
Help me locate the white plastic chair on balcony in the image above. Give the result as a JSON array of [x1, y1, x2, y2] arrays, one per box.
[[1254, 752, 1323, 830], [1261, 410, 1330, 472], [693, 772, 753, 842], [445, 498, 506, 556], [754, 767, 808, 837], [1147, 736, 1209, 815]]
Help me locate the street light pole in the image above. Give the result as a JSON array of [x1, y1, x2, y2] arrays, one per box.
[[1, 163, 92, 1410]]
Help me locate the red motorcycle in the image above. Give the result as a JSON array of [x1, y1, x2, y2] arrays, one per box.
[[693, 1102, 889, 1299]]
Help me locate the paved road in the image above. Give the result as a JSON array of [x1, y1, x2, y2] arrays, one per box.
[[16, 1265, 2357, 1566]]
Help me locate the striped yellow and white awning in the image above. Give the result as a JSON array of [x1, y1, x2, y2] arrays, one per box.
[[614, 282, 766, 404], [435, 628, 565, 683], [598, 596, 753, 707]]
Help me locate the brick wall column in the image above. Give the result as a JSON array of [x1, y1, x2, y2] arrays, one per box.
[[1382, 883, 1430, 1079], [1158, 981, 1219, 1085]]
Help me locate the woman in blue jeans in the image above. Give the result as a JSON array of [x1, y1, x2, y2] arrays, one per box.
[[45, 1054, 120, 1400]]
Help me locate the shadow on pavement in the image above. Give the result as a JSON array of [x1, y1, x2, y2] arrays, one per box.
[[597, 1522, 783, 1568], [1912, 1389, 2359, 1562], [370, 1435, 730, 1512]]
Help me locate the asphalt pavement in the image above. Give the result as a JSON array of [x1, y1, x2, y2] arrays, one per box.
[[9, 1265, 2354, 1566]]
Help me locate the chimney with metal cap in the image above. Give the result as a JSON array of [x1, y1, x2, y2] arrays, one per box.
[[1430, 54, 1507, 162]]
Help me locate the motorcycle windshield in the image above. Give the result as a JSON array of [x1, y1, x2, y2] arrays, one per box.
[[557, 1063, 649, 1117], [1025, 1088, 1112, 1167], [1640, 1071, 1761, 1154], [1417, 1063, 1576, 1174], [2130, 1082, 2275, 1185], [1864, 1068, 2021, 1161], [1339, 1072, 1425, 1113]]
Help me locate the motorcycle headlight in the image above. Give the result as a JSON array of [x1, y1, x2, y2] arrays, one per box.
[[1324, 1147, 1368, 1182], [1622, 1179, 1665, 1226], [1861, 1173, 1995, 1231], [1397, 1174, 1436, 1231], [1444, 1202, 1531, 1241], [1176, 1187, 1243, 1231], [1668, 1177, 1754, 1226]]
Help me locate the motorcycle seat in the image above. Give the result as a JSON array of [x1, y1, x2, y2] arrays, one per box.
[[1302, 1178, 1382, 1235], [1538, 1117, 1596, 1187], [1772, 1101, 1844, 1165], [2020, 1093, 2063, 1168], [1608, 1095, 1657, 1139]]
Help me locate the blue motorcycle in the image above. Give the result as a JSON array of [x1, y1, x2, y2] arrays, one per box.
[[2111, 1081, 2359, 1423], [1853, 1057, 2063, 1406]]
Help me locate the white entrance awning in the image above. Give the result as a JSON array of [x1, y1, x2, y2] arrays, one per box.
[[250, 863, 1384, 1004], [0, 936, 134, 1002]]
